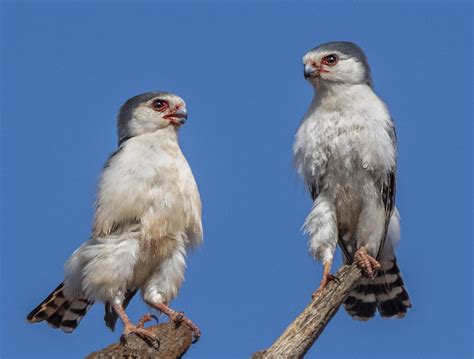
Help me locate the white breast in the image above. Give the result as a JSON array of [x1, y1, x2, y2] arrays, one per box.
[[93, 129, 202, 246], [294, 84, 396, 191]]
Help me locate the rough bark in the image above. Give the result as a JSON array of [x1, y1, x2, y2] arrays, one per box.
[[87, 322, 194, 359], [252, 264, 362, 359]]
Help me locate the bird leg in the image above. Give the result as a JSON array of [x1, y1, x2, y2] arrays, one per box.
[[312, 261, 340, 299], [354, 247, 381, 278], [148, 301, 201, 343], [112, 303, 158, 342], [136, 313, 158, 329]]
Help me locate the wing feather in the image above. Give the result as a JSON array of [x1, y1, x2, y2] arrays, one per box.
[[376, 122, 397, 261]]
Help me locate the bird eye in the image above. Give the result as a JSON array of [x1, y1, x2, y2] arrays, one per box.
[[152, 99, 168, 111], [322, 54, 338, 66]]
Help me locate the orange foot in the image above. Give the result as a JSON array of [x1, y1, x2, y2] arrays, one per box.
[[122, 322, 158, 343], [354, 247, 381, 278], [312, 261, 340, 299], [152, 302, 201, 343], [112, 303, 158, 344], [136, 313, 158, 329]]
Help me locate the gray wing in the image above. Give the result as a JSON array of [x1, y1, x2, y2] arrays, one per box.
[[376, 122, 397, 261]]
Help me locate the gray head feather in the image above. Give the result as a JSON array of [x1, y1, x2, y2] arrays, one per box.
[[312, 41, 372, 86], [117, 91, 170, 145]]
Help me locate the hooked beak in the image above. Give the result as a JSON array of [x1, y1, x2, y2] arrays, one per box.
[[304, 63, 319, 79], [165, 107, 188, 126]]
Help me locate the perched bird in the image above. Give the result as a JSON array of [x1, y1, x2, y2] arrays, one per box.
[[294, 41, 411, 320], [27, 92, 203, 340]]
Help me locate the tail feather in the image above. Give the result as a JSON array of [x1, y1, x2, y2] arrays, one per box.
[[45, 304, 67, 328], [345, 258, 411, 320], [345, 284, 377, 319], [27, 283, 67, 322], [27, 283, 94, 333]]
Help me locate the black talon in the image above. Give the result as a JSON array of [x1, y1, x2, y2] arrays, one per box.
[[192, 334, 201, 344], [174, 311, 184, 322], [328, 274, 341, 284]]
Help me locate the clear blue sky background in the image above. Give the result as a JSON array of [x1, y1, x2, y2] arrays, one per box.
[[1, 1, 472, 358]]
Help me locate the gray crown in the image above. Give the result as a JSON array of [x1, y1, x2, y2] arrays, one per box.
[[117, 91, 171, 145], [311, 41, 372, 86]]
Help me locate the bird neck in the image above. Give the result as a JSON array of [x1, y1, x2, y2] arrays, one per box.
[[147, 125, 180, 147], [312, 82, 374, 110], [122, 125, 180, 149], [159, 124, 180, 141]]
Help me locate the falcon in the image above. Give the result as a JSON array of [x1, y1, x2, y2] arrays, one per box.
[[294, 41, 411, 319], [27, 92, 203, 340]]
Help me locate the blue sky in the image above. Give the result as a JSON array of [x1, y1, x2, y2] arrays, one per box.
[[1, 2, 472, 358]]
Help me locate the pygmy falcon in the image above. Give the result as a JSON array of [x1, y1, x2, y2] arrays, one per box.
[[27, 92, 203, 341], [294, 42, 411, 319]]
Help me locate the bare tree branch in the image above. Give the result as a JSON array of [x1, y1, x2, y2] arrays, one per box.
[[86, 322, 194, 359], [86, 264, 361, 359], [252, 264, 362, 359]]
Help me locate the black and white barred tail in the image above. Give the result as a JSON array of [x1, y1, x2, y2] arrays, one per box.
[[345, 258, 411, 320], [26, 283, 94, 333]]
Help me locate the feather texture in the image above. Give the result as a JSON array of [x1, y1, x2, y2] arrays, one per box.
[[295, 42, 410, 320], [27, 283, 94, 333], [345, 258, 411, 320], [27, 92, 202, 333]]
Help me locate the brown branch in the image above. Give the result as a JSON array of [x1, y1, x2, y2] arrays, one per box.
[[252, 264, 362, 359], [86, 321, 194, 359]]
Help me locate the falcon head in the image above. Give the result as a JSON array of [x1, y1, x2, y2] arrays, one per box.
[[303, 41, 372, 87], [117, 91, 187, 144]]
